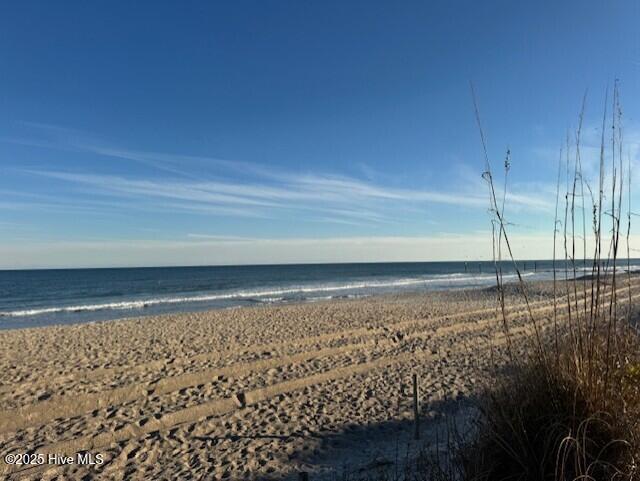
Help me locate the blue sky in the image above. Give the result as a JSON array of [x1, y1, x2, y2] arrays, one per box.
[[1, 1, 640, 268]]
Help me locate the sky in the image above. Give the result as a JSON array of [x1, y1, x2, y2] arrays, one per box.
[[1, 1, 640, 268]]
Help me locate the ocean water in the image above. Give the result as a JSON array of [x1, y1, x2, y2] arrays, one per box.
[[1, 260, 638, 329]]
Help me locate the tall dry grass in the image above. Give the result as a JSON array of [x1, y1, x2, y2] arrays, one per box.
[[455, 83, 640, 481], [333, 87, 639, 481]]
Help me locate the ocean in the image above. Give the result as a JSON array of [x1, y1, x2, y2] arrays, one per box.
[[1, 260, 637, 329]]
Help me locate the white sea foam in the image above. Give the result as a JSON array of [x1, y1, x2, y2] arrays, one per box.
[[0, 271, 534, 318]]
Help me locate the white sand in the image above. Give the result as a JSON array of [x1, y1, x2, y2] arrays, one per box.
[[0, 281, 634, 480]]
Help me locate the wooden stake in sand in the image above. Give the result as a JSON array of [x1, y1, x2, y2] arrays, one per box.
[[412, 373, 420, 440]]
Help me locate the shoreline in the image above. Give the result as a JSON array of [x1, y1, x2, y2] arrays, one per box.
[[5, 261, 638, 332], [1, 278, 635, 479], [0, 275, 550, 332], [0, 260, 568, 331]]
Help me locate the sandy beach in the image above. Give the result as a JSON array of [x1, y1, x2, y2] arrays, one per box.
[[1, 280, 636, 480]]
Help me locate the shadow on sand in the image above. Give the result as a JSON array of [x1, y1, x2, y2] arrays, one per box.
[[249, 394, 479, 481]]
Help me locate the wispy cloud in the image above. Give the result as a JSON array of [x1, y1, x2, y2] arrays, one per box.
[[3, 122, 557, 239], [24, 164, 554, 226]]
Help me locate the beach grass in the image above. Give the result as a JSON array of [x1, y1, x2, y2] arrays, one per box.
[[295, 86, 640, 481], [440, 84, 640, 481]]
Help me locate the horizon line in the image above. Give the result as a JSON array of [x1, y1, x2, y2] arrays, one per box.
[[1, 257, 634, 272]]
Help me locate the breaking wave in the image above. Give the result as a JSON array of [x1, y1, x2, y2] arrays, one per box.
[[0, 272, 528, 318]]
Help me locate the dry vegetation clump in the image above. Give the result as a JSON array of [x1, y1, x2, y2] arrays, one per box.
[[453, 84, 640, 481], [458, 326, 640, 481]]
